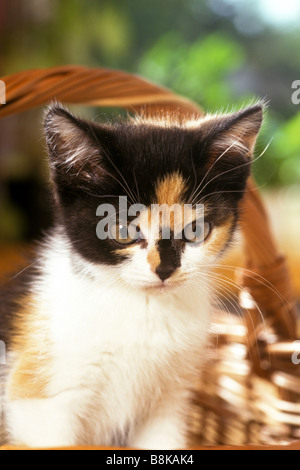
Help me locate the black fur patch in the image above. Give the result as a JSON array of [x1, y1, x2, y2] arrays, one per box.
[[156, 238, 184, 281]]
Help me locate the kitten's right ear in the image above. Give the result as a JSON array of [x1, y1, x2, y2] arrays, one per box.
[[44, 104, 107, 190]]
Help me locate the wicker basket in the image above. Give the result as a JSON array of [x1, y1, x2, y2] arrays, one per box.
[[0, 66, 299, 450]]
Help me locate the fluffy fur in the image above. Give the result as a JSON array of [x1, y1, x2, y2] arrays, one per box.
[[0, 104, 263, 448]]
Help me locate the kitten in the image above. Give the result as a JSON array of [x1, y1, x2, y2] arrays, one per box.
[[0, 103, 263, 449]]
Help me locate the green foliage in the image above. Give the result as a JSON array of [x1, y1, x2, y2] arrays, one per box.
[[138, 32, 249, 109], [271, 112, 300, 185]]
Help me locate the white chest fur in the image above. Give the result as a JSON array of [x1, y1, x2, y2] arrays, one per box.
[[7, 238, 212, 448], [44, 251, 211, 389]]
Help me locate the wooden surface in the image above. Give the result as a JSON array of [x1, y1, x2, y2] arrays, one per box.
[[1, 442, 300, 450]]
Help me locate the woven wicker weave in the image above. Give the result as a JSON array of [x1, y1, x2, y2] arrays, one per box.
[[0, 66, 299, 450]]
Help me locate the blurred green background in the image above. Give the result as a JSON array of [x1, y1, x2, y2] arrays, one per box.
[[0, 0, 299, 245]]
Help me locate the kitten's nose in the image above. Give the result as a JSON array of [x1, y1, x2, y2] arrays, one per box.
[[156, 265, 176, 282]]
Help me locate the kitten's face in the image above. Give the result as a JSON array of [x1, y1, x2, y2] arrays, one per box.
[[45, 105, 263, 293]]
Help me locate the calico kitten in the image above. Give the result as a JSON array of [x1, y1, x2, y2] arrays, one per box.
[[0, 103, 263, 449]]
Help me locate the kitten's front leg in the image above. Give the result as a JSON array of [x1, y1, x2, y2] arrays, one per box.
[[6, 394, 80, 448], [130, 394, 189, 450]]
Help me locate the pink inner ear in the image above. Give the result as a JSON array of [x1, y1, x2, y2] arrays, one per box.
[[202, 105, 263, 164], [47, 117, 104, 184], [210, 135, 250, 158]]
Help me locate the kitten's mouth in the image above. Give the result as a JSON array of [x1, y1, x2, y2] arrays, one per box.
[[139, 278, 187, 293]]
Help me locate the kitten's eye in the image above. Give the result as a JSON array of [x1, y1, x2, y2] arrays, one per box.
[[109, 222, 141, 246], [183, 220, 212, 245]]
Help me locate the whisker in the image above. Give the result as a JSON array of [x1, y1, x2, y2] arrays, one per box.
[[8, 259, 41, 281], [189, 140, 239, 204], [133, 170, 141, 203], [192, 176, 272, 206], [189, 149, 198, 201], [195, 271, 269, 364], [89, 126, 137, 205], [191, 140, 272, 205], [210, 264, 293, 323]]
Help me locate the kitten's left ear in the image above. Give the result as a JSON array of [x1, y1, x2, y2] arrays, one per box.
[[204, 103, 264, 159], [44, 104, 107, 189]]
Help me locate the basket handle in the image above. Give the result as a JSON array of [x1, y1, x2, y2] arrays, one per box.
[[0, 65, 201, 117], [0, 66, 297, 366]]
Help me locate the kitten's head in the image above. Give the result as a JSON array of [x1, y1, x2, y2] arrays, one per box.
[[45, 103, 263, 293]]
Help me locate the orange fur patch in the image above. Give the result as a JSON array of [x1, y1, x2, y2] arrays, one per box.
[[147, 248, 161, 272], [206, 215, 235, 256], [155, 173, 186, 206], [8, 295, 51, 400], [115, 245, 139, 256]]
